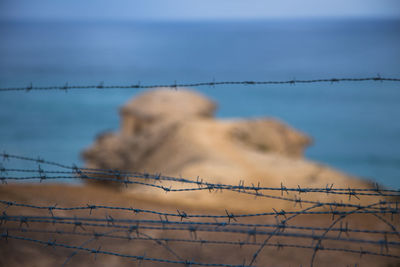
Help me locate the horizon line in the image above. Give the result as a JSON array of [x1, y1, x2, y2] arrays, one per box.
[[1, 15, 400, 24]]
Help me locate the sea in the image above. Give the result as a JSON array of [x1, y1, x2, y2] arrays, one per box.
[[0, 19, 399, 188]]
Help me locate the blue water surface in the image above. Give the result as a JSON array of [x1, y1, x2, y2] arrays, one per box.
[[0, 19, 399, 187]]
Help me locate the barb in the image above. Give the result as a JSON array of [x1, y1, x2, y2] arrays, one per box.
[[0, 76, 399, 92]]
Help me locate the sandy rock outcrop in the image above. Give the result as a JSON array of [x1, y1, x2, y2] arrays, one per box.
[[83, 89, 311, 173], [82, 88, 371, 211]]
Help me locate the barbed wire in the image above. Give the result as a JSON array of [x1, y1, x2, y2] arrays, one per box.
[[307, 201, 397, 267], [3, 174, 400, 213], [2, 216, 399, 247], [2, 164, 400, 220], [2, 153, 400, 266], [0, 76, 399, 92], [2, 153, 399, 197], [1, 72, 399, 266], [3, 173, 400, 214], [1, 200, 398, 230], [1, 206, 399, 267], [3, 227, 400, 260], [1, 199, 399, 248], [247, 199, 399, 266], [1, 199, 399, 266], [3, 168, 400, 197], [3, 172, 399, 197], [61, 229, 123, 267], [2, 233, 253, 267], [1, 213, 398, 237]]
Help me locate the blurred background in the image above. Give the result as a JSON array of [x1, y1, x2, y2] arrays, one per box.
[[0, 0, 399, 187]]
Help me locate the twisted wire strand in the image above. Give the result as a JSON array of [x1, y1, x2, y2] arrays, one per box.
[[0, 77, 399, 92]]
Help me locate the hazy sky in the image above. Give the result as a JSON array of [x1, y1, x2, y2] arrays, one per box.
[[1, 0, 400, 21]]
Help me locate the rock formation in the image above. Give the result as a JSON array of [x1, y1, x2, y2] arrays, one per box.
[[82, 88, 371, 211], [83, 89, 311, 174]]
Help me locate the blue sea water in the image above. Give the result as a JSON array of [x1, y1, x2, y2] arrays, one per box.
[[0, 19, 399, 188]]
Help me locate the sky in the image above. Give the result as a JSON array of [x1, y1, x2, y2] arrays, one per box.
[[1, 0, 400, 21]]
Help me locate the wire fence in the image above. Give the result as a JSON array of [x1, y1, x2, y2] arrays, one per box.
[[1, 72, 400, 266], [0, 76, 399, 92], [1, 153, 399, 266]]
